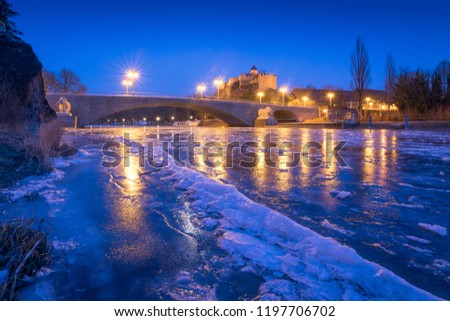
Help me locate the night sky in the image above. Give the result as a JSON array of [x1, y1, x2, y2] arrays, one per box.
[[12, 0, 450, 96]]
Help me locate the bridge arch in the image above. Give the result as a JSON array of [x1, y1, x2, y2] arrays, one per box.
[[273, 110, 298, 123], [88, 102, 250, 127]]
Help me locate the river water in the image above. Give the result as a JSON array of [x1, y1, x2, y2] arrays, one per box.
[[1, 126, 449, 300]]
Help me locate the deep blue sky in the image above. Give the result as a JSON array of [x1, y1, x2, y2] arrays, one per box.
[[12, 0, 450, 96]]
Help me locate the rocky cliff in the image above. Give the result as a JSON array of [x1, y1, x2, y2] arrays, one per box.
[[0, 31, 58, 188]]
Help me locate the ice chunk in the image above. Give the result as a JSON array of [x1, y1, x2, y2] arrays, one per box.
[[398, 183, 415, 188], [403, 244, 433, 255], [390, 202, 424, 209], [330, 190, 352, 199], [406, 235, 431, 244], [418, 223, 447, 236], [321, 219, 353, 235]]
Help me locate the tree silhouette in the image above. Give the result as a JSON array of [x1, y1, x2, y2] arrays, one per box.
[[0, 0, 22, 36]]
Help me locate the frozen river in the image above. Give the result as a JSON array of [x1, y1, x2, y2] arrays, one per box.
[[1, 127, 449, 300]]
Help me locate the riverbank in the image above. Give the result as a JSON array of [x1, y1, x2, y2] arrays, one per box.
[[278, 120, 450, 130]]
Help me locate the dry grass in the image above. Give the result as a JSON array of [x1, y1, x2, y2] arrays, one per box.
[[0, 219, 51, 300], [21, 119, 63, 170]]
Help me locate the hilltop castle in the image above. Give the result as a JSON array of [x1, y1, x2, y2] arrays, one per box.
[[225, 65, 277, 94]]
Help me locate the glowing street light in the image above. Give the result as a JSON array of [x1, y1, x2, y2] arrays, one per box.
[[279, 86, 288, 106], [156, 116, 161, 122], [327, 93, 335, 107], [257, 91, 265, 104], [213, 78, 224, 100], [302, 96, 309, 106], [125, 69, 140, 96], [171, 116, 175, 121], [197, 84, 206, 99], [189, 115, 193, 120], [122, 79, 132, 96]]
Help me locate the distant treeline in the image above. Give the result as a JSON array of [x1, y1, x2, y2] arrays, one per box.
[[393, 61, 450, 115]]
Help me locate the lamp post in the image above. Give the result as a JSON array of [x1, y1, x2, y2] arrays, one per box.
[[122, 79, 131, 96], [213, 78, 224, 100], [126, 70, 140, 96], [279, 86, 288, 106], [365, 97, 371, 113], [302, 96, 308, 106], [327, 93, 334, 107], [197, 84, 206, 99], [257, 91, 264, 104]]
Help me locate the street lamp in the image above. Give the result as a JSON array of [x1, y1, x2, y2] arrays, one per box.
[[365, 97, 371, 110], [197, 84, 206, 99], [213, 78, 224, 100], [122, 79, 132, 96], [302, 96, 309, 106], [327, 93, 334, 107], [279, 86, 288, 105], [126, 70, 140, 96], [257, 91, 265, 104], [171, 116, 175, 121], [156, 116, 160, 122]]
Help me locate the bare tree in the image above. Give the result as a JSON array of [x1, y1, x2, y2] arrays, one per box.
[[385, 54, 396, 120], [58, 69, 87, 94], [42, 69, 58, 94], [42, 69, 87, 94], [350, 37, 371, 118]]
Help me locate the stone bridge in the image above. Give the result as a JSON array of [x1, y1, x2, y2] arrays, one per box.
[[46, 94, 319, 127]]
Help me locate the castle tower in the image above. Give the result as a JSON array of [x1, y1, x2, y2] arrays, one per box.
[[250, 65, 258, 76]]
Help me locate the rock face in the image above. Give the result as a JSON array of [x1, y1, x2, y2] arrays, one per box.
[[0, 31, 57, 188], [0, 32, 56, 128]]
